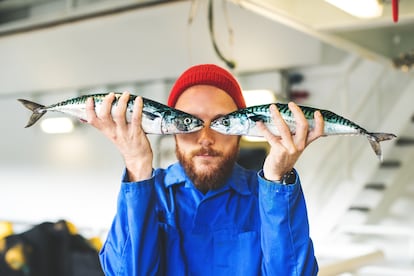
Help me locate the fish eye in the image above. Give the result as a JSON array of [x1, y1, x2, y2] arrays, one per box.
[[221, 118, 230, 127], [183, 117, 193, 125]]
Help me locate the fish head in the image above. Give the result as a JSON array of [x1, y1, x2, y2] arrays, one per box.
[[169, 113, 204, 133], [210, 112, 249, 135]]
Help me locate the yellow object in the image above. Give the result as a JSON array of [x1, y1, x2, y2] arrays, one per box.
[[65, 221, 78, 235], [54, 220, 78, 235], [5, 243, 26, 271], [0, 221, 13, 239], [88, 237, 103, 252], [0, 239, 6, 253]]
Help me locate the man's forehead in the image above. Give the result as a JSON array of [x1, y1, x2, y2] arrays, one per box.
[[174, 85, 238, 118]]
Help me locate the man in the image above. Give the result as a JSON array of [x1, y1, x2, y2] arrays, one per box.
[[87, 64, 324, 275]]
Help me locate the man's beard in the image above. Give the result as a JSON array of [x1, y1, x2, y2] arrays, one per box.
[[176, 142, 239, 193]]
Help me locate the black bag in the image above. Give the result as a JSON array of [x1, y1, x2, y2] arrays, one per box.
[[0, 220, 104, 276]]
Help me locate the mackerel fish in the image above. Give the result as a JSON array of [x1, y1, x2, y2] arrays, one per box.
[[18, 93, 204, 134], [210, 103, 396, 160]]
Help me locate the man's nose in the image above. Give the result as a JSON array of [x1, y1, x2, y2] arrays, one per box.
[[198, 124, 215, 147]]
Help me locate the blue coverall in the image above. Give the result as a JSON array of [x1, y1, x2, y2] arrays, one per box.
[[99, 163, 318, 275]]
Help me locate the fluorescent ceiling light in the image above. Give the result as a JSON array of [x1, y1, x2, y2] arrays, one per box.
[[325, 0, 383, 18], [40, 117, 74, 134]]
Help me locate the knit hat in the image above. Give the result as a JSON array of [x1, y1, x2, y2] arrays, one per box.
[[167, 64, 246, 109]]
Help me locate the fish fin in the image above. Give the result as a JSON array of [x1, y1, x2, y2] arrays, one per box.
[[366, 132, 397, 161], [142, 110, 159, 120], [248, 114, 269, 122], [18, 99, 47, 128]]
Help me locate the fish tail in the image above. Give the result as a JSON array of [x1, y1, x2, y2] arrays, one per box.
[[18, 99, 47, 128], [366, 132, 397, 161]]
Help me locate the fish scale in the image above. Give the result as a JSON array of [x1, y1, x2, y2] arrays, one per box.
[[277, 103, 360, 129], [210, 103, 396, 160]]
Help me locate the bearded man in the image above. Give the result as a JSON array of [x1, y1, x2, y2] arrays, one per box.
[[87, 64, 324, 276]]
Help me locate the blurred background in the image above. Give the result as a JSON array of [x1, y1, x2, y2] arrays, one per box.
[[0, 0, 413, 275]]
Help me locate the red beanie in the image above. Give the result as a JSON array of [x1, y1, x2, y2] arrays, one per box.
[[167, 64, 246, 109]]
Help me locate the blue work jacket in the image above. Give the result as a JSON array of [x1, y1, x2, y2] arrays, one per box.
[[99, 163, 318, 275]]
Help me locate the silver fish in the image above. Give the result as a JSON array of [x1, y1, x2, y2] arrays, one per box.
[[18, 93, 204, 134], [210, 103, 396, 160]]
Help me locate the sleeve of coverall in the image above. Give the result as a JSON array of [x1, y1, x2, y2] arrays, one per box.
[[99, 169, 161, 276], [258, 169, 318, 276]]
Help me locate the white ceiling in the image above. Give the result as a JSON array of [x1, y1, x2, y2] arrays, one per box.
[[1, 0, 413, 94], [0, 0, 337, 95]]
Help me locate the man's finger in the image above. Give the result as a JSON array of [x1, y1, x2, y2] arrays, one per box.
[[85, 97, 96, 124], [256, 120, 282, 146], [270, 104, 291, 137], [113, 92, 129, 126], [269, 103, 298, 152], [307, 110, 324, 145], [288, 102, 309, 151], [130, 96, 144, 135], [99, 92, 115, 120]]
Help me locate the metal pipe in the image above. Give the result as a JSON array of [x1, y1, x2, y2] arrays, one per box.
[[0, 0, 184, 37]]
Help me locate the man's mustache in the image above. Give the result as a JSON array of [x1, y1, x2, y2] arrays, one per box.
[[191, 148, 222, 157]]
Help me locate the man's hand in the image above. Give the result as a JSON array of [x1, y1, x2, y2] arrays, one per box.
[[86, 92, 153, 182], [258, 102, 324, 182]]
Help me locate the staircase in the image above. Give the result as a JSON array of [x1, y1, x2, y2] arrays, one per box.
[[292, 54, 414, 273]]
